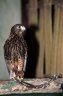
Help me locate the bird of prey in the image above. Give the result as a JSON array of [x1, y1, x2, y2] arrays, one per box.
[[4, 24, 27, 81]]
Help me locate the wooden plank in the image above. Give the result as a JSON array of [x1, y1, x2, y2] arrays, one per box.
[[36, 4, 45, 78], [61, 6, 63, 75], [44, 0, 63, 5], [56, 5, 61, 74], [44, 4, 52, 75], [28, 0, 38, 25], [51, 4, 61, 74], [37, 0, 52, 77], [58, 5, 63, 75]]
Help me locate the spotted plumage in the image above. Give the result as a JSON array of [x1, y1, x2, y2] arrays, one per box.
[[4, 24, 27, 80]]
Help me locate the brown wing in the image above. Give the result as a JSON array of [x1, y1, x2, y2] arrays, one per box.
[[4, 35, 27, 60], [4, 35, 27, 79]]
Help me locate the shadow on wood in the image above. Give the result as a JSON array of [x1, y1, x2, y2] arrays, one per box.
[[24, 24, 39, 78]]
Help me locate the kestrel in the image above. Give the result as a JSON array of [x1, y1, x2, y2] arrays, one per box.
[[4, 24, 27, 81]]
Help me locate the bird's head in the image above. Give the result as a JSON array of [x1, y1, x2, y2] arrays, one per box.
[[10, 24, 26, 37]]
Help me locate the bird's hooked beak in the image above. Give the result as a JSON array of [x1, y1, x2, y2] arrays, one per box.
[[20, 26, 26, 32]]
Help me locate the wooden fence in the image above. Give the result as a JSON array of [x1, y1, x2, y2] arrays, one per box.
[[22, 0, 63, 78]]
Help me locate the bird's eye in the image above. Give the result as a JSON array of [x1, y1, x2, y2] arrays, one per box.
[[16, 26, 20, 29], [19, 26, 20, 28]]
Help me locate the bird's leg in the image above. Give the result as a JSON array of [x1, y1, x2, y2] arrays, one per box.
[[23, 52, 27, 71], [13, 69, 36, 88], [9, 70, 16, 80], [16, 77, 36, 88]]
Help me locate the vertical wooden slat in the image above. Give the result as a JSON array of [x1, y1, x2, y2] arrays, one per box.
[[28, 0, 63, 77], [51, 4, 61, 74], [44, 0, 52, 5], [61, 6, 63, 75], [56, 5, 62, 74], [44, 3, 52, 75], [36, 0, 52, 77], [57, 5, 63, 75], [28, 0, 41, 78], [36, 3, 44, 78], [28, 0, 38, 25]]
